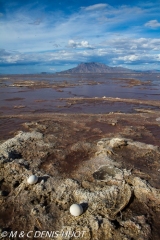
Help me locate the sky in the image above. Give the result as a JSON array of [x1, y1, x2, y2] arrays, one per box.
[[0, 0, 160, 74]]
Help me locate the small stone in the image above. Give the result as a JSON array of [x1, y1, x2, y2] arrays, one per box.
[[31, 208, 39, 215], [40, 179, 44, 184]]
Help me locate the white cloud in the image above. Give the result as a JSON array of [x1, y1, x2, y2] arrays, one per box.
[[102, 37, 160, 51], [117, 55, 140, 62], [0, 4, 153, 53], [82, 4, 108, 11], [0, 2, 160, 71], [1, 35, 160, 66], [145, 20, 160, 28], [0, 49, 23, 63], [68, 40, 92, 48]]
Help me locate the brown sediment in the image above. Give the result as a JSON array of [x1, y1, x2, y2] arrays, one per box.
[[0, 111, 160, 144], [0, 75, 152, 89], [40, 149, 93, 176], [60, 96, 160, 107], [7, 80, 80, 89], [111, 78, 151, 87], [34, 99, 48, 102], [145, 124, 160, 142], [0, 118, 27, 142], [111, 143, 160, 188], [5, 97, 25, 101]]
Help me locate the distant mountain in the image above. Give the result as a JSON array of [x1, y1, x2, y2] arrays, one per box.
[[59, 62, 135, 73]]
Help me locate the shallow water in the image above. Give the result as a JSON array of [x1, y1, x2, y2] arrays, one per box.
[[0, 73, 160, 115], [63, 83, 160, 100]]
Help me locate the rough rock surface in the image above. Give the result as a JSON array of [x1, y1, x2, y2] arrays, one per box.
[[1, 128, 160, 239]]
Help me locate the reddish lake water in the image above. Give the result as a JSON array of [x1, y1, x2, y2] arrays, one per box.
[[0, 73, 160, 114]]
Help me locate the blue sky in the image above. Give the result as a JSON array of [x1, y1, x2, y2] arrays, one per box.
[[0, 0, 160, 73]]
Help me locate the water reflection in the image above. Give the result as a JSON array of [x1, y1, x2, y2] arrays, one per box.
[[0, 73, 160, 115]]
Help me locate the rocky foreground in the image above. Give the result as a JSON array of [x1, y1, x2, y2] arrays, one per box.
[[0, 113, 160, 240]]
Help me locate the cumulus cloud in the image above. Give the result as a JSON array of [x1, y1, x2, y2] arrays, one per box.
[[82, 4, 108, 11], [102, 37, 160, 52], [0, 49, 23, 64], [0, 3, 156, 53], [1, 34, 160, 68], [117, 55, 140, 62], [1, 2, 160, 71], [145, 20, 160, 29], [68, 40, 92, 48]]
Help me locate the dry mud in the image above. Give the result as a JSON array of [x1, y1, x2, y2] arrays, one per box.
[[0, 112, 160, 240]]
